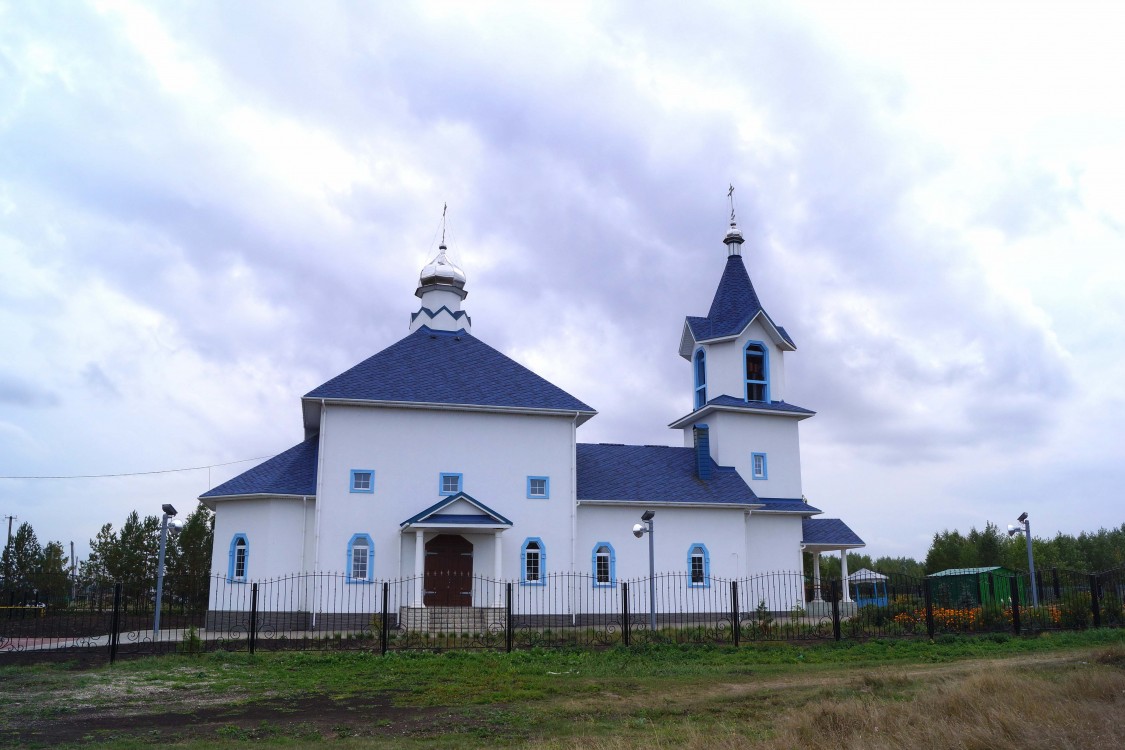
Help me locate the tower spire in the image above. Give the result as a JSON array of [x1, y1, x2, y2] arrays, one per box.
[[724, 184, 744, 255]]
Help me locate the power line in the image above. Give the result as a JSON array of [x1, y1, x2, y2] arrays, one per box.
[[0, 455, 274, 480]]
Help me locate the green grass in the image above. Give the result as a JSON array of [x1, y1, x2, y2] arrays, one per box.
[[0, 629, 1122, 748]]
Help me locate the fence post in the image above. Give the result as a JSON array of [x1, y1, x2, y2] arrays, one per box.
[[923, 578, 935, 640], [1089, 574, 1102, 628], [109, 582, 122, 665], [1051, 568, 1061, 600], [505, 582, 513, 653], [622, 581, 630, 647], [829, 579, 841, 642], [249, 582, 259, 655], [731, 580, 740, 647], [1009, 576, 1021, 635], [381, 582, 390, 656]]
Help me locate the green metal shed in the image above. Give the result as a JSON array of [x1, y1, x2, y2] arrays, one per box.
[[926, 566, 1027, 608]]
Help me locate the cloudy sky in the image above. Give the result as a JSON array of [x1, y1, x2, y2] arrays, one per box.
[[2, 1, 1122, 566]]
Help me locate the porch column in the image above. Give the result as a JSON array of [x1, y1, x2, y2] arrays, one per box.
[[493, 531, 503, 606], [839, 548, 851, 602], [812, 553, 822, 601], [413, 530, 425, 607]]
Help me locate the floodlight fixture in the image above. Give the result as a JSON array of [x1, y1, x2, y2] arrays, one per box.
[[162, 503, 178, 517], [1017, 511, 1028, 524], [632, 511, 657, 631], [1007, 524, 1022, 538]]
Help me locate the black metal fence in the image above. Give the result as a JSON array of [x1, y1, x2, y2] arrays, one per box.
[[2, 566, 1122, 663]]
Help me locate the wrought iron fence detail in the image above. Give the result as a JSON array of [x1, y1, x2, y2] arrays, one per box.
[[2, 566, 1122, 662]]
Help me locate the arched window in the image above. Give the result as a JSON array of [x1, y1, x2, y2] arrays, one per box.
[[744, 342, 769, 402], [592, 542, 616, 587], [347, 533, 374, 583], [687, 543, 710, 588], [521, 538, 545, 585], [693, 349, 707, 409], [228, 534, 249, 582]]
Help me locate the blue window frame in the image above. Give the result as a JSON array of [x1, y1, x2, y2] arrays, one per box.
[[693, 348, 707, 409], [526, 476, 550, 499], [350, 469, 375, 493], [439, 472, 463, 495], [228, 533, 249, 582], [346, 533, 374, 583], [744, 341, 769, 402], [521, 537, 546, 585], [591, 542, 616, 587], [751, 452, 768, 480], [687, 543, 710, 588]]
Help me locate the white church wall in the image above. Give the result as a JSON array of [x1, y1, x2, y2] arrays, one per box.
[[576, 504, 748, 581], [317, 404, 576, 582], [704, 410, 803, 498], [208, 496, 313, 611], [743, 512, 805, 611]]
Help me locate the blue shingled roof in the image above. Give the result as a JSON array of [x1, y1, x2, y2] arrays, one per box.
[[200, 438, 318, 499], [304, 327, 595, 414], [758, 497, 822, 514], [802, 518, 864, 546], [686, 255, 795, 346], [576, 443, 759, 505]]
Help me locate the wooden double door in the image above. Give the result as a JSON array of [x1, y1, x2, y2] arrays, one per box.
[[423, 534, 474, 607]]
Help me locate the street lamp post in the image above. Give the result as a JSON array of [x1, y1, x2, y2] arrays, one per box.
[[631, 510, 656, 631], [1007, 511, 1039, 607], [154, 503, 182, 638]]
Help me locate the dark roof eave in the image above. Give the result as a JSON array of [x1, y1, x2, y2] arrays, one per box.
[[303, 396, 597, 425], [577, 499, 762, 509], [668, 404, 816, 429]]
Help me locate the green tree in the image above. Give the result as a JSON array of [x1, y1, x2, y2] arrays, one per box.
[[35, 541, 70, 596], [2, 522, 42, 590], [80, 523, 119, 585], [924, 529, 972, 573], [115, 511, 160, 583], [168, 503, 214, 579]]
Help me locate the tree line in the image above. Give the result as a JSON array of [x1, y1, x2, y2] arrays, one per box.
[[1, 503, 214, 594], [807, 522, 1125, 582]]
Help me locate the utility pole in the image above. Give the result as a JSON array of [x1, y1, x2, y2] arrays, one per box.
[[3, 514, 15, 585]]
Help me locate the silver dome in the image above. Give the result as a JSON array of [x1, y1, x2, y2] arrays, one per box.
[[418, 245, 467, 289]]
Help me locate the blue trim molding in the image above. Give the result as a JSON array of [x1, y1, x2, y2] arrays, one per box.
[[693, 348, 707, 409], [751, 452, 768, 480], [526, 476, 550, 499], [520, 537, 546, 586], [687, 543, 710, 588], [743, 340, 770, 403], [227, 533, 249, 582], [439, 472, 463, 495], [346, 533, 375, 583], [591, 541, 616, 587], [350, 469, 375, 493]]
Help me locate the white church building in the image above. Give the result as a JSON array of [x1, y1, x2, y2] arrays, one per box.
[[200, 212, 864, 620]]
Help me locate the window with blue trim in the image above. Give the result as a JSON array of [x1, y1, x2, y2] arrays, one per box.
[[687, 543, 710, 588], [439, 473, 462, 495], [592, 542, 616, 587], [693, 349, 707, 409], [521, 538, 545, 585], [228, 534, 249, 581], [350, 469, 374, 493], [347, 533, 374, 582], [527, 476, 549, 499], [744, 342, 769, 402], [751, 452, 768, 480]]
